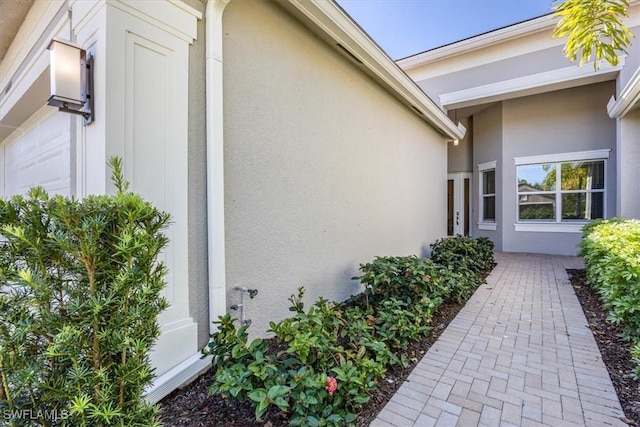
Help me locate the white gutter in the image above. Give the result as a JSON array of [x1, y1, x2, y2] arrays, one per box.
[[607, 65, 640, 118], [205, 0, 230, 333]]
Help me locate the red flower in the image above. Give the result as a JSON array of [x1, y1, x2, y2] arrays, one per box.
[[423, 275, 431, 282], [325, 376, 338, 396], [404, 272, 411, 279]]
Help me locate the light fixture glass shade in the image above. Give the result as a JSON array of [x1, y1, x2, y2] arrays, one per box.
[[47, 38, 86, 110]]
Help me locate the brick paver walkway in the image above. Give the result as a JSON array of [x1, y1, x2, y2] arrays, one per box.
[[370, 252, 626, 427]]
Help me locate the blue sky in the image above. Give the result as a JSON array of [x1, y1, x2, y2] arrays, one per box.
[[336, 0, 555, 59]]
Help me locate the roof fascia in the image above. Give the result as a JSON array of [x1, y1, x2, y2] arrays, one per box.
[[440, 60, 624, 110], [607, 65, 640, 118], [398, 14, 558, 71], [284, 0, 465, 140]]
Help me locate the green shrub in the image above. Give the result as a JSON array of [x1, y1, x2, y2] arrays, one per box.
[[355, 255, 441, 304], [430, 235, 494, 273], [579, 218, 640, 376], [204, 235, 493, 425], [356, 254, 482, 305], [0, 158, 169, 426], [204, 289, 382, 425]]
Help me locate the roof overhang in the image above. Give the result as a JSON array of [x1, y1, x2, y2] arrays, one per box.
[[607, 65, 640, 118], [398, 14, 559, 71], [440, 60, 624, 110], [280, 0, 466, 140]]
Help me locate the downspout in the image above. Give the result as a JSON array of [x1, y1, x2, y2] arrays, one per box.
[[205, 0, 231, 333]]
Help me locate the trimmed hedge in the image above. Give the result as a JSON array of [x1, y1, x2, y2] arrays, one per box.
[[579, 218, 640, 376], [430, 235, 495, 273]]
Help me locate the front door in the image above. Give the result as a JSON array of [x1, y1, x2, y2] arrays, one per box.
[[447, 172, 471, 236]]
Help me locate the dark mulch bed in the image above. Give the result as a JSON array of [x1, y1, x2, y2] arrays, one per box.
[[160, 267, 640, 426], [159, 301, 464, 427], [567, 269, 640, 426]]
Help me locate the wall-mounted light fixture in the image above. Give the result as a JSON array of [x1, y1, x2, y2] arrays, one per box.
[[47, 38, 94, 125]]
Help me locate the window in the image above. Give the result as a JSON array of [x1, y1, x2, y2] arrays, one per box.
[[478, 161, 496, 229], [516, 152, 607, 225]]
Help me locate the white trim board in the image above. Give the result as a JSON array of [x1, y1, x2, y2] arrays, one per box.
[[608, 65, 640, 118], [478, 222, 497, 231], [145, 353, 211, 404], [514, 223, 585, 233], [478, 160, 496, 171], [398, 14, 559, 71], [439, 61, 623, 110], [514, 149, 610, 165]]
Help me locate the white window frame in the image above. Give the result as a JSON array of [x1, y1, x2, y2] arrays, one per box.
[[478, 160, 497, 231], [514, 149, 610, 233]]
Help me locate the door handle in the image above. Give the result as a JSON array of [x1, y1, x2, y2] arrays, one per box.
[[456, 212, 459, 226]]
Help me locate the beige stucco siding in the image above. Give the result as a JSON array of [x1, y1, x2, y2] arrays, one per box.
[[617, 24, 640, 92], [472, 103, 503, 249], [618, 109, 640, 218], [448, 116, 473, 173], [501, 82, 616, 254], [222, 0, 447, 335], [416, 46, 570, 107]]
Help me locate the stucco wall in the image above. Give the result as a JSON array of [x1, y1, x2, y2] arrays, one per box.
[[617, 23, 640, 92], [417, 46, 569, 107], [472, 103, 503, 250], [448, 116, 473, 173], [618, 108, 640, 218], [222, 0, 447, 336], [501, 82, 616, 255]]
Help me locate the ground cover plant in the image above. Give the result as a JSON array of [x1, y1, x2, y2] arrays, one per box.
[[0, 158, 169, 426], [200, 235, 494, 426], [161, 263, 640, 427], [579, 218, 640, 376]]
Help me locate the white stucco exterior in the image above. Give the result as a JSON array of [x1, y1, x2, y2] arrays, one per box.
[[401, 5, 640, 256], [222, 0, 449, 335], [0, 0, 463, 402]]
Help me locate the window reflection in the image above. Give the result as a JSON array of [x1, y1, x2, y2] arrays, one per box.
[[516, 160, 605, 223], [517, 164, 555, 191], [561, 161, 605, 191]]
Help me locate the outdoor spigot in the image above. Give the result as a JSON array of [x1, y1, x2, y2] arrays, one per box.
[[233, 285, 258, 325]]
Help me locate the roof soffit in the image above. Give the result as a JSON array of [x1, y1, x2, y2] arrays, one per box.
[[401, 1, 640, 82], [399, 14, 559, 74], [0, 0, 36, 64]]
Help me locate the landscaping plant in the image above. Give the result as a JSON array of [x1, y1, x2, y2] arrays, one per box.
[[204, 235, 494, 426], [0, 158, 169, 426], [430, 235, 494, 273], [579, 218, 640, 376]]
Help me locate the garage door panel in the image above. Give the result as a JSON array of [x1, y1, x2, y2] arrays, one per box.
[[2, 108, 71, 197]]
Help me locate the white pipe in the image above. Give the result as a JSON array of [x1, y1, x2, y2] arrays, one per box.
[[205, 0, 231, 333]]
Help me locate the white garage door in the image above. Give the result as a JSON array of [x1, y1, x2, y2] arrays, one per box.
[[1, 106, 71, 197]]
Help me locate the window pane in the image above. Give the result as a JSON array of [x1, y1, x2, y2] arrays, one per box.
[[483, 195, 495, 221], [561, 161, 605, 190], [482, 170, 495, 195], [519, 194, 555, 220], [562, 192, 604, 220], [518, 164, 555, 191]]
